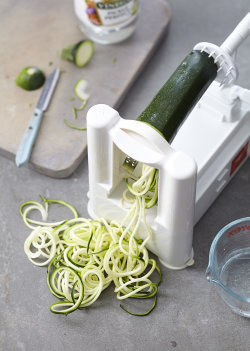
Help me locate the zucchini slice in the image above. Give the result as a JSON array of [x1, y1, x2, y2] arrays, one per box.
[[61, 40, 94, 67], [74, 79, 90, 101], [73, 40, 94, 67]]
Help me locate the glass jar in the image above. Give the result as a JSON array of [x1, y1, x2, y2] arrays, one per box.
[[74, 0, 139, 45]]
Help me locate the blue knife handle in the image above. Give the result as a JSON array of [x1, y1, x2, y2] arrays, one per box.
[[15, 108, 43, 167]]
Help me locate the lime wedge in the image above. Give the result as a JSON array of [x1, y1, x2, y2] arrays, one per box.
[[15, 66, 46, 91]]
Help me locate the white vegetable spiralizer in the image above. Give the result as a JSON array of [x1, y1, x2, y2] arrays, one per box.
[[87, 13, 250, 270]]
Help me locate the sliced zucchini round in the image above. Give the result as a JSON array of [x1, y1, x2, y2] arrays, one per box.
[[61, 40, 94, 67], [73, 40, 94, 67], [74, 78, 90, 101]]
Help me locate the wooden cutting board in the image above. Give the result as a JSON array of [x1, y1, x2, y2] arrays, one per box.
[[0, 0, 171, 178]]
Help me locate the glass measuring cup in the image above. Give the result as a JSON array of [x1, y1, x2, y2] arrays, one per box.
[[206, 217, 250, 317]]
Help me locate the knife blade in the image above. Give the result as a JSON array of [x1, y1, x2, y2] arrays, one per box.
[[15, 67, 60, 167]]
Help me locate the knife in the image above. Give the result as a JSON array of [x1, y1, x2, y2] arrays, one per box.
[[15, 67, 60, 167]]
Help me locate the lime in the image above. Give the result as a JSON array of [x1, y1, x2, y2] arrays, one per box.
[[15, 66, 46, 91]]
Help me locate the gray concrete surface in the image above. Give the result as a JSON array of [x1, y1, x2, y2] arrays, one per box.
[[1, 0, 250, 350]]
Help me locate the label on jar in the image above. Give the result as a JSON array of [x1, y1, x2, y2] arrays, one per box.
[[85, 0, 138, 27]]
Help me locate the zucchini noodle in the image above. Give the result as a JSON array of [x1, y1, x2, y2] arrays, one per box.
[[121, 164, 158, 251], [21, 165, 161, 316]]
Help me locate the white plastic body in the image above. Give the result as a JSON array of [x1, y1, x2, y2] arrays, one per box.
[[173, 81, 250, 224], [86, 81, 250, 270], [87, 105, 197, 270]]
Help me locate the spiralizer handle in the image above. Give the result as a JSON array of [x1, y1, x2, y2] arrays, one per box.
[[221, 13, 250, 56]]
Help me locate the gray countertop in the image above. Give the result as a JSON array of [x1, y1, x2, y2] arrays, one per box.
[[1, 0, 250, 350]]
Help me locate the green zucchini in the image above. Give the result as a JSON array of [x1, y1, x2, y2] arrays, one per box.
[[61, 40, 94, 67], [73, 40, 94, 67], [137, 50, 217, 141]]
